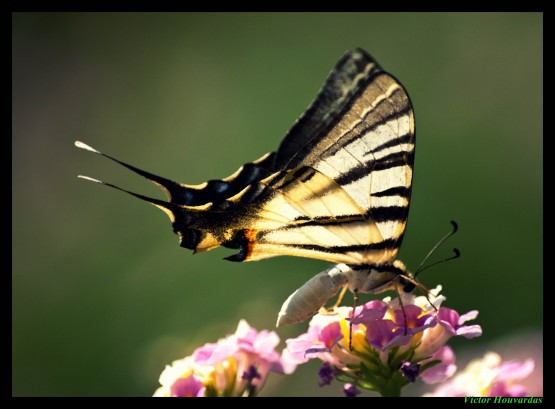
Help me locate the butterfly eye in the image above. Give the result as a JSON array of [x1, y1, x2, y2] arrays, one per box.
[[403, 283, 416, 293]]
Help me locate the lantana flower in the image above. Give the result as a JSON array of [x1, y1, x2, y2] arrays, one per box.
[[283, 286, 482, 396], [154, 320, 296, 397], [424, 351, 535, 397]]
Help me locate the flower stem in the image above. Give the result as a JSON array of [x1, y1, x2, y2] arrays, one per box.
[[379, 383, 402, 397]]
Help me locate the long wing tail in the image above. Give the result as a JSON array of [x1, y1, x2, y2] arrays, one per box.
[[75, 140, 275, 255], [75, 141, 276, 206]]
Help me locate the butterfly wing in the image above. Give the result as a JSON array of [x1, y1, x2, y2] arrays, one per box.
[[177, 49, 415, 263], [76, 48, 414, 265], [275, 49, 415, 261]]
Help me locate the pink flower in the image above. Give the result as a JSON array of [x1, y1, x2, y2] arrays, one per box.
[[169, 375, 206, 397], [424, 352, 535, 397], [350, 300, 388, 324], [154, 356, 206, 397], [413, 308, 482, 361], [283, 307, 356, 368], [283, 286, 483, 396], [420, 345, 457, 384], [365, 319, 411, 351], [362, 304, 436, 351], [154, 320, 296, 397]]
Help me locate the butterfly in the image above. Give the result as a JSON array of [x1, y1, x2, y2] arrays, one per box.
[[76, 48, 418, 328]]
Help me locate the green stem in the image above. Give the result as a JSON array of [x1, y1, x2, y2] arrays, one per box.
[[378, 382, 402, 397]]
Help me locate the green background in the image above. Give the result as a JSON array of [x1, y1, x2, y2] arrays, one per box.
[[12, 12, 542, 396]]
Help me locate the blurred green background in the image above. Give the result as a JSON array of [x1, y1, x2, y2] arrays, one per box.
[[12, 13, 542, 396]]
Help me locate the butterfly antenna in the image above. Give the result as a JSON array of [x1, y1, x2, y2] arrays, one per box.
[[414, 248, 460, 278], [413, 221, 460, 278]]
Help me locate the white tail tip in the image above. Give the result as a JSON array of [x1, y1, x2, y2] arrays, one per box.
[[75, 141, 100, 154], [77, 175, 104, 184]]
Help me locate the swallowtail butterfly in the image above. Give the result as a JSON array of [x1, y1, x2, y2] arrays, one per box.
[[76, 48, 417, 327]]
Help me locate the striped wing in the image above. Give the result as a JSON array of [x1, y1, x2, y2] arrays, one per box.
[[285, 52, 416, 262], [76, 48, 414, 265]]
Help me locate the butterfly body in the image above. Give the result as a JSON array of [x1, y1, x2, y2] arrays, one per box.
[[276, 260, 410, 326], [76, 48, 415, 327]]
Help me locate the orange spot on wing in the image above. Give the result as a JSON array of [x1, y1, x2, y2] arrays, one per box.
[[244, 229, 259, 261]]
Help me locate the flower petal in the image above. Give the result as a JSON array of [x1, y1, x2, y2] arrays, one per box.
[[496, 358, 535, 382], [283, 333, 315, 365], [423, 352, 535, 397], [170, 375, 206, 397], [458, 310, 479, 325], [420, 345, 457, 384], [438, 308, 460, 327], [320, 322, 343, 348], [235, 319, 257, 341], [455, 324, 483, 339], [366, 320, 411, 351], [351, 300, 388, 325]]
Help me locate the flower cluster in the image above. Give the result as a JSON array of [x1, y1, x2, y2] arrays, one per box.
[[153, 287, 540, 397], [283, 286, 482, 396], [424, 352, 535, 397], [154, 320, 296, 397]]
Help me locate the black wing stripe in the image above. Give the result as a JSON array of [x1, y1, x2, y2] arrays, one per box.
[[276, 214, 366, 229], [284, 79, 407, 172], [335, 150, 411, 187], [372, 152, 412, 172], [369, 205, 409, 222], [290, 238, 400, 254], [371, 186, 411, 198], [367, 133, 414, 156], [274, 49, 383, 170], [311, 82, 410, 160]]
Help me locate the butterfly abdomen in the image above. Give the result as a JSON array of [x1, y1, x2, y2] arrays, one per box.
[[276, 260, 411, 327], [277, 264, 351, 327]]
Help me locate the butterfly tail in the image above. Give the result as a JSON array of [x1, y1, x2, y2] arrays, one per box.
[[75, 141, 277, 207], [74, 141, 195, 203]]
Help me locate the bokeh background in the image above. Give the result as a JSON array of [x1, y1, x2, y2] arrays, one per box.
[[12, 13, 542, 396]]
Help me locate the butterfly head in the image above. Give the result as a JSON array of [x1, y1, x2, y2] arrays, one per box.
[[347, 259, 412, 295]]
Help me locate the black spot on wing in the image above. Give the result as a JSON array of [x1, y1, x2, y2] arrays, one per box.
[[176, 154, 276, 206], [233, 183, 269, 205]]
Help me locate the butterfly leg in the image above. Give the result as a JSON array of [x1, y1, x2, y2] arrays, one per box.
[[318, 285, 349, 316], [333, 285, 348, 308], [349, 289, 359, 352], [394, 281, 409, 336], [400, 274, 439, 313]]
